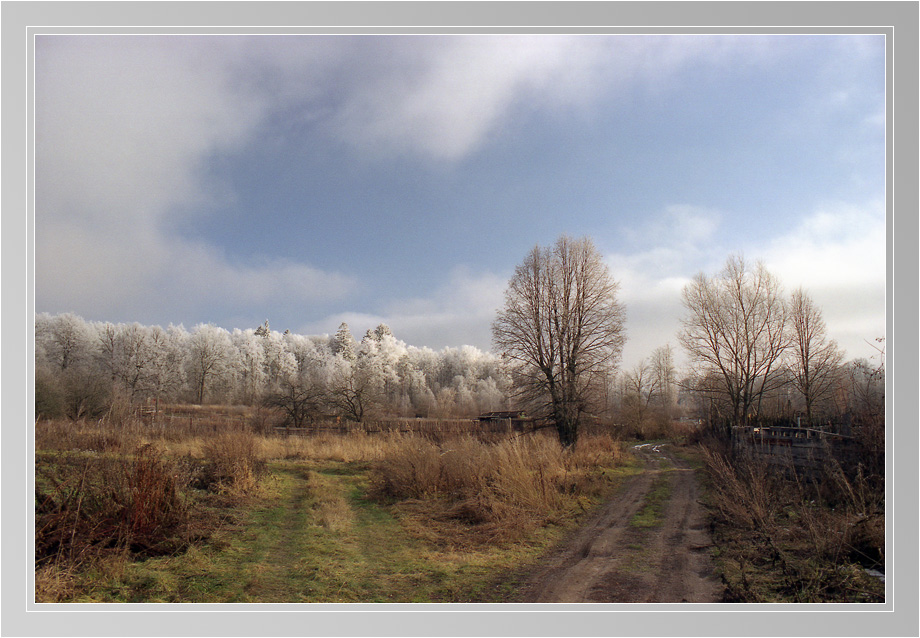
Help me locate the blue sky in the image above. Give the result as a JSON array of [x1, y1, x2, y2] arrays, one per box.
[[35, 34, 886, 368]]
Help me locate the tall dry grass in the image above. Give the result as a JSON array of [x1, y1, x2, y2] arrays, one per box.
[[368, 433, 625, 544], [700, 444, 884, 602], [197, 431, 267, 495], [35, 415, 627, 564], [35, 444, 192, 570]]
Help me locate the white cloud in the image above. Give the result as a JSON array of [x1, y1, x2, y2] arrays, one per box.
[[606, 200, 885, 370], [759, 200, 886, 361], [291, 34, 801, 162], [301, 267, 508, 351], [322, 35, 610, 161]]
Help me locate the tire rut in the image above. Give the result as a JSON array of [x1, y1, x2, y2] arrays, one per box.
[[518, 443, 722, 604]]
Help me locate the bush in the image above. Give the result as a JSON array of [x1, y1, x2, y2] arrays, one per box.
[[35, 444, 191, 568], [197, 431, 266, 495], [700, 444, 884, 602]]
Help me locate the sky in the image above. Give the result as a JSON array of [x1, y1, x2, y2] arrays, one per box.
[[34, 34, 887, 370]]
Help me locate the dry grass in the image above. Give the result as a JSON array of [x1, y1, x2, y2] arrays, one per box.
[[34, 415, 629, 600], [259, 431, 398, 463], [304, 471, 353, 532], [35, 444, 193, 574], [700, 444, 884, 603], [197, 431, 266, 496], [369, 433, 625, 545]]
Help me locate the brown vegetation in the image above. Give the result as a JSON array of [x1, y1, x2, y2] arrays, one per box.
[[370, 433, 625, 546], [700, 441, 884, 602], [34, 411, 628, 602]]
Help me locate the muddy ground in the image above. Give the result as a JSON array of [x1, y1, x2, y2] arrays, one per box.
[[515, 442, 723, 603]]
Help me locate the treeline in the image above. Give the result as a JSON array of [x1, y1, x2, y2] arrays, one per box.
[[34, 314, 511, 423], [598, 255, 884, 447], [675, 256, 884, 440], [34, 252, 885, 444]]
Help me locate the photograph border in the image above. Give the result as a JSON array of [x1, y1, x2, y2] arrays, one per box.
[[4, 2, 916, 636]]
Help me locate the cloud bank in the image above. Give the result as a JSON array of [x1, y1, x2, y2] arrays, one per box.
[[609, 201, 885, 369], [34, 34, 884, 371]]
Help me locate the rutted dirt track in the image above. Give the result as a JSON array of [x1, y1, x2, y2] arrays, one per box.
[[516, 443, 723, 603]]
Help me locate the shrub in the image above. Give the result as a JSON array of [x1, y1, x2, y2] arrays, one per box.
[[198, 431, 266, 495], [35, 444, 191, 568], [700, 443, 884, 602]]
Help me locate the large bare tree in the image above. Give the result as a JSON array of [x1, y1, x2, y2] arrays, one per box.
[[492, 235, 625, 447], [679, 255, 789, 435], [788, 288, 844, 426]]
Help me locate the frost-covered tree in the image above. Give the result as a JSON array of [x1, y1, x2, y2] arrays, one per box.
[[34, 312, 516, 422], [331, 322, 357, 362], [43, 312, 96, 372], [145, 325, 185, 411], [186, 324, 236, 404], [233, 329, 268, 404]]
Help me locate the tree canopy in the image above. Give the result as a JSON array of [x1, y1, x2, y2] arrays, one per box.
[[492, 235, 625, 446]]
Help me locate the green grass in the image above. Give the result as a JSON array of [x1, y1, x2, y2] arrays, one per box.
[[57, 458, 598, 603], [629, 471, 672, 529], [38, 434, 643, 604]]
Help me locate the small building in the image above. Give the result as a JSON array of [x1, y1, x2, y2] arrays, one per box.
[[477, 410, 532, 432]]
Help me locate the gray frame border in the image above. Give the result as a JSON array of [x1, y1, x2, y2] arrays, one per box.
[[3, 2, 916, 637]]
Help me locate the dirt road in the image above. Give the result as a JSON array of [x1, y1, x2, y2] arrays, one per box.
[[516, 442, 723, 603]]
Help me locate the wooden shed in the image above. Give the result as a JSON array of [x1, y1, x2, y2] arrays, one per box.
[[477, 410, 533, 433]]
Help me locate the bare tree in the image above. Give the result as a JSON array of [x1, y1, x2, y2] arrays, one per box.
[[787, 288, 844, 426], [492, 235, 625, 447], [649, 344, 677, 416], [328, 359, 377, 423], [679, 255, 789, 436], [621, 359, 655, 436], [263, 376, 327, 429]]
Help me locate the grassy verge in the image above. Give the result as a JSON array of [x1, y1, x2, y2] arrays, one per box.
[[54, 458, 626, 603]]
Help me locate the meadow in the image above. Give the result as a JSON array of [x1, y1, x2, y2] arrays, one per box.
[[34, 408, 634, 603]]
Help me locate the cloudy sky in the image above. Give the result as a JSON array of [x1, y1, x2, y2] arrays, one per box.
[[34, 34, 886, 369]]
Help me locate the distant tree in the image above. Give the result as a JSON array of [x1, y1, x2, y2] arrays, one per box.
[[254, 319, 271, 337], [233, 329, 268, 404], [649, 344, 677, 416], [186, 324, 235, 404], [492, 235, 626, 447], [373, 323, 394, 341], [331, 322, 357, 362], [787, 288, 844, 426], [145, 325, 185, 412], [327, 358, 376, 422], [679, 255, 789, 436], [118, 323, 156, 401], [263, 376, 327, 429], [45, 312, 95, 372], [621, 359, 655, 436]]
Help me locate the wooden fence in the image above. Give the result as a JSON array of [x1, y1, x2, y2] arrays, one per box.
[[273, 417, 526, 437], [733, 425, 859, 477]]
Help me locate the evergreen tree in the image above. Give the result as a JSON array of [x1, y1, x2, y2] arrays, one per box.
[[331, 322, 357, 362]]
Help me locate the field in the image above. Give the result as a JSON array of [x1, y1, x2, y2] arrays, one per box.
[[34, 409, 633, 603], [34, 406, 884, 604]]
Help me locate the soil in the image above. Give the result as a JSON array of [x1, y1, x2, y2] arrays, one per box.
[[515, 442, 724, 603]]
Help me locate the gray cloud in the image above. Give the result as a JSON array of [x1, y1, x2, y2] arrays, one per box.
[[35, 35, 355, 322]]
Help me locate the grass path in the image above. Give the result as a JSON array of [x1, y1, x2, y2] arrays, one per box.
[[82, 459, 557, 603]]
